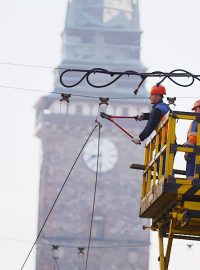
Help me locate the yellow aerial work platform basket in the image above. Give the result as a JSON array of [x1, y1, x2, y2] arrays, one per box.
[[131, 111, 200, 270]]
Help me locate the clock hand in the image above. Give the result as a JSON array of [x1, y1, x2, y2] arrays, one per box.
[[87, 154, 97, 160], [88, 153, 102, 161]]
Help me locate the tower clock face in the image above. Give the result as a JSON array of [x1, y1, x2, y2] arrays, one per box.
[[83, 138, 118, 173]]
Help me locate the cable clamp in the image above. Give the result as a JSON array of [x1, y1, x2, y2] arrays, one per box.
[[167, 97, 176, 106], [78, 247, 85, 255], [99, 97, 109, 106], [60, 93, 71, 103], [52, 245, 59, 260], [95, 119, 102, 128]]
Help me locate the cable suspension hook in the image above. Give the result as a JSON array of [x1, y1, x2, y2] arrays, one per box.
[[167, 97, 176, 106], [95, 96, 109, 123], [78, 247, 85, 255], [52, 245, 59, 260], [60, 93, 71, 116], [99, 97, 109, 106]]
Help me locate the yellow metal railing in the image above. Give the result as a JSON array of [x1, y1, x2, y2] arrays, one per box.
[[141, 111, 200, 200]]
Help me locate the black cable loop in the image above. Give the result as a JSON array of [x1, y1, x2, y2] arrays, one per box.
[[20, 124, 99, 270], [60, 68, 141, 89], [60, 68, 200, 95], [169, 70, 194, 87], [85, 69, 141, 89], [125, 70, 140, 76], [86, 68, 123, 88], [194, 74, 200, 82], [157, 69, 195, 87], [133, 75, 147, 95], [1, 61, 200, 91], [149, 70, 167, 87], [60, 69, 88, 88]]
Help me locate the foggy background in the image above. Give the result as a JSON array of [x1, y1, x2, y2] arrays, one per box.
[[0, 0, 200, 269]]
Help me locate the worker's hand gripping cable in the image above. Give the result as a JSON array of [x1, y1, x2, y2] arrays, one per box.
[[100, 112, 141, 144]]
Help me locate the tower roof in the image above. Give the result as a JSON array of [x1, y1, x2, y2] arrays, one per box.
[[54, 0, 148, 98], [66, 0, 140, 31]]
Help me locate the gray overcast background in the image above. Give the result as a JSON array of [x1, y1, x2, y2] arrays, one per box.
[[0, 0, 200, 269]]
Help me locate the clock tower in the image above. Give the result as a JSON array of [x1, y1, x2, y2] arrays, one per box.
[[35, 1, 150, 270]]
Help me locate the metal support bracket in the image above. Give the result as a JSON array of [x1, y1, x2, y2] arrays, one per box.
[[170, 143, 177, 154], [167, 97, 176, 106], [192, 178, 200, 185], [60, 93, 71, 103], [194, 146, 200, 155], [99, 97, 109, 106], [196, 116, 200, 123]]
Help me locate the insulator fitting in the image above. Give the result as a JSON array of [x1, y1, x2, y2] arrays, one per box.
[[167, 97, 176, 106], [99, 97, 109, 106], [52, 245, 59, 260], [60, 93, 71, 103], [143, 225, 151, 230], [78, 247, 85, 254]]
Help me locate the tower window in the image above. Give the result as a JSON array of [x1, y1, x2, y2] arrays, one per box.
[[91, 216, 105, 240], [76, 105, 83, 115], [122, 107, 129, 115]]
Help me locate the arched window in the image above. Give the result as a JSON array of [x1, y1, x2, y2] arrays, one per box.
[[91, 216, 105, 239]]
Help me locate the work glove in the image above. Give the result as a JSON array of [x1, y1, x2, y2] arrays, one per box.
[[132, 135, 141, 145], [136, 112, 144, 121]]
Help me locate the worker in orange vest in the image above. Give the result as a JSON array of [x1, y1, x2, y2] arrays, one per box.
[[184, 100, 200, 179], [132, 84, 170, 144]]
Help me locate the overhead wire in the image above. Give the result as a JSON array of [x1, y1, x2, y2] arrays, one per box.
[[20, 123, 99, 270], [85, 121, 101, 270], [1, 235, 198, 249], [0, 235, 151, 249], [0, 61, 65, 70], [53, 259, 56, 270], [54, 258, 60, 270], [0, 84, 199, 101], [0, 84, 145, 99], [39, 242, 151, 249]]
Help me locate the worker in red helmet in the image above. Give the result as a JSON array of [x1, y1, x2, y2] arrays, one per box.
[[184, 100, 200, 179], [132, 84, 170, 144]]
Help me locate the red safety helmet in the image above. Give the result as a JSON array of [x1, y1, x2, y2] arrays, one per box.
[[150, 85, 166, 96], [192, 100, 200, 110]]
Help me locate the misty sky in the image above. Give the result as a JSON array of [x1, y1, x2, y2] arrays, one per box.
[[0, 0, 200, 269]]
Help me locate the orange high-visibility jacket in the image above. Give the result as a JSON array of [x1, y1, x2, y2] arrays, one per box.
[[187, 121, 198, 146]]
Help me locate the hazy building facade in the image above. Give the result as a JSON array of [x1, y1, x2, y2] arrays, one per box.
[[35, 1, 150, 269]]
